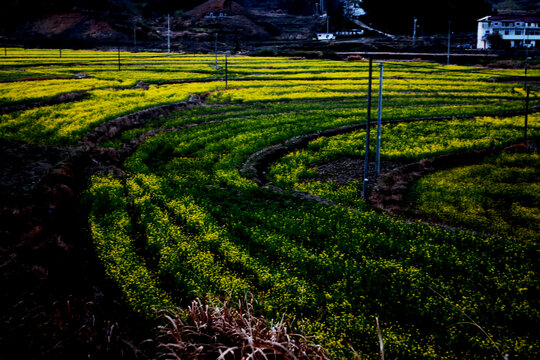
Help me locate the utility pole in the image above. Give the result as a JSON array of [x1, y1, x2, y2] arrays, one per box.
[[524, 86, 530, 142], [215, 33, 218, 69], [525, 46, 529, 76], [412, 18, 417, 47], [375, 62, 384, 177], [59, 48, 62, 58], [134, 23, 137, 49], [524, 47, 529, 89], [167, 13, 171, 57], [118, 47, 121, 71], [447, 21, 451, 65], [363, 58, 373, 200], [225, 54, 228, 89], [327, 16, 330, 33]]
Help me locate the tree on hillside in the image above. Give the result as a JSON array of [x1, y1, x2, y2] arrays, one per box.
[[327, 0, 347, 31]]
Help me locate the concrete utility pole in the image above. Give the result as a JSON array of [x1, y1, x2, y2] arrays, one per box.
[[134, 23, 137, 49], [375, 62, 384, 176], [363, 58, 373, 200], [215, 33, 218, 69], [376, 317, 385, 360], [524, 47, 529, 89], [525, 86, 530, 142], [412, 18, 417, 46], [327, 16, 330, 33], [167, 13, 171, 57]]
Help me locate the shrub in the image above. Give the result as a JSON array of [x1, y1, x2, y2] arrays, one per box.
[[156, 297, 328, 360]]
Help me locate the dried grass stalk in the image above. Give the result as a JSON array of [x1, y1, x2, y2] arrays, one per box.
[[156, 297, 328, 360]]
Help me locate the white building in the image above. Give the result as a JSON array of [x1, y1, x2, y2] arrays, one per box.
[[477, 15, 540, 49], [316, 33, 336, 40]]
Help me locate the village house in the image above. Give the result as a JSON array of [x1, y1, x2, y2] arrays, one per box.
[[477, 14, 540, 49]]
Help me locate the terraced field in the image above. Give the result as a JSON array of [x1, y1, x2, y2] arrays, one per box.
[[1, 48, 539, 359]]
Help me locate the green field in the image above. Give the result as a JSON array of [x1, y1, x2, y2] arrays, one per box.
[[1, 48, 539, 359], [412, 152, 540, 242]]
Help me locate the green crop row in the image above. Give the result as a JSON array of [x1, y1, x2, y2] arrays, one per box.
[[269, 114, 539, 206], [412, 152, 540, 242], [88, 106, 539, 358], [0, 82, 218, 144]]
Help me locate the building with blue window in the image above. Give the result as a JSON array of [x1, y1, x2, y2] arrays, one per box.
[[477, 15, 540, 49]]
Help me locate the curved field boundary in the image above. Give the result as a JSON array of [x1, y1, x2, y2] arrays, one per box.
[[80, 94, 205, 147], [0, 91, 89, 114], [237, 118, 538, 239], [240, 124, 365, 185], [0, 76, 87, 83], [240, 110, 540, 187], [369, 141, 538, 215], [369, 148, 501, 214]]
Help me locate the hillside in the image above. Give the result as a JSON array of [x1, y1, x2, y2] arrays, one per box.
[[1, 0, 539, 51], [0, 0, 325, 48]]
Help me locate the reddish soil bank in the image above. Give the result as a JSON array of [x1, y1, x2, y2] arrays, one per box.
[[369, 140, 539, 216], [0, 139, 157, 360], [0, 95, 214, 359], [0, 100, 209, 360]]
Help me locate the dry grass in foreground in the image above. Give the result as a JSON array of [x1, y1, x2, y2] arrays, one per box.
[[156, 297, 328, 360]]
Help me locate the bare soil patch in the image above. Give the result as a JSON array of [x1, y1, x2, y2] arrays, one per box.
[[369, 141, 538, 216], [312, 156, 411, 185]]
